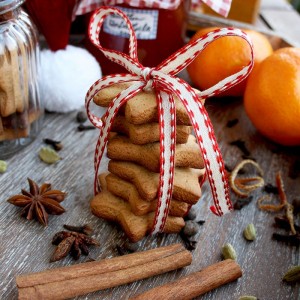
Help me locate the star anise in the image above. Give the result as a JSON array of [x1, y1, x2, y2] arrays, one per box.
[[7, 178, 66, 226], [50, 225, 100, 262]]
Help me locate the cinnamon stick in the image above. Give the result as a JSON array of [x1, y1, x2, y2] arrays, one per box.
[[130, 259, 242, 300], [17, 243, 191, 300]]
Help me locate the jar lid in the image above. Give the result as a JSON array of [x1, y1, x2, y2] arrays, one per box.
[[0, 0, 24, 15]]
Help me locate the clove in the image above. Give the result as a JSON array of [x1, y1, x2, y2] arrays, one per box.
[[226, 118, 239, 128], [233, 196, 253, 210], [63, 224, 93, 235], [229, 139, 251, 157], [43, 138, 63, 151], [78, 124, 96, 131], [274, 216, 300, 232], [272, 233, 300, 246], [76, 111, 88, 123], [264, 183, 279, 195]]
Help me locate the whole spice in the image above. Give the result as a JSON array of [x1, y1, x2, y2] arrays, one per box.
[[258, 172, 296, 235], [116, 241, 140, 256], [39, 146, 61, 164], [274, 216, 300, 232], [272, 233, 300, 246], [225, 164, 233, 173], [183, 220, 199, 237], [283, 266, 300, 283], [292, 199, 300, 214], [229, 139, 250, 157], [233, 196, 253, 210], [0, 160, 7, 173], [229, 160, 264, 198], [180, 231, 197, 251], [131, 259, 242, 300], [226, 118, 239, 128], [243, 223, 256, 241], [239, 296, 257, 300], [63, 224, 93, 235], [222, 243, 237, 260], [276, 172, 296, 234], [76, 111, 88, 123], [16, 244, 192, 300], [51, 226, 100, 262], [180, 220, 204, 250], [263, 183, 279, 195], [7, 178, 66, 226], [78, 124, 95, 131], [43, 138, 63, 151]]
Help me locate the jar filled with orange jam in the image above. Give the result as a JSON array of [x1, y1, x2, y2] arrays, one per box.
[[85, 1, 187, 75]]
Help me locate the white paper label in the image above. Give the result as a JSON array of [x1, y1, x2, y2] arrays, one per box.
[[103, 7, 159, 40]]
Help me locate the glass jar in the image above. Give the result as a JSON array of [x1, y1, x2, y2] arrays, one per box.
[[84, 2, 186, 75], [0, 0, 42, 159]]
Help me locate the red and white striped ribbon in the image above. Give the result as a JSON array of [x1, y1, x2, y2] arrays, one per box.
[[85, 7, 254, 233]]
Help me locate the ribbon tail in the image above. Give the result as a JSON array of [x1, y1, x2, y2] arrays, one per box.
[[151, 91, 176, 234], [154, 72, 232, 216], [181, 81, 231, 215]]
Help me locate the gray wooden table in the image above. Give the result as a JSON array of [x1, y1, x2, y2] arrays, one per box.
[[0, 96, 299, 299]]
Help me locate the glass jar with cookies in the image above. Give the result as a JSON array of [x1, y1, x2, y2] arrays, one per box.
[[0, 0, 42, 158]]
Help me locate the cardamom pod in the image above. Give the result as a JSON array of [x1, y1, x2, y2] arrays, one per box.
[[39, 147, 61, 164], [283, 265, 300, 282], [243, 223, 256, 241], [239, 296, 257, 300], [0, 160, 7, 173], [222, 243, 237, 260]]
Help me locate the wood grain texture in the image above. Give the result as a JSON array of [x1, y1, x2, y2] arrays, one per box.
[[0, 98, 299, 299]]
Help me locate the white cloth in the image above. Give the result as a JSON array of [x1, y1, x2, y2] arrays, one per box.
[[39, 45, 102, 113]]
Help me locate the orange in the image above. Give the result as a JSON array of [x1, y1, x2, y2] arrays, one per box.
[[244, 47, 300, 146], [187, 27, 273, 96]]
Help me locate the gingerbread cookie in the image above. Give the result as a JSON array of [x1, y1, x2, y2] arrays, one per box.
[[107, 135, 204, 172], [93, 82, 131, 107], [94, 83, 192, 125], [104, 173, 189, 217], [111, 115, 192, 145], [108, 160, 204, 203], [91, 189, 185, 242]]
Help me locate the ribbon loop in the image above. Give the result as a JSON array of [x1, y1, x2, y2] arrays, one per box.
[[86, 7, 254, 234], [89, 6, 143, 74], [157, 28, 253, 97]]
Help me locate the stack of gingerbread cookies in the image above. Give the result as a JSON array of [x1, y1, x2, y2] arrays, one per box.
[[91, 83, 206, 242]]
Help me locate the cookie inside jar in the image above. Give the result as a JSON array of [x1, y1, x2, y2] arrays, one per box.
[[0, 4, 43, 158]]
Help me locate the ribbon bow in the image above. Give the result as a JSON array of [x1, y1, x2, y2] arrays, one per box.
[[86, 7, 254, 233]]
